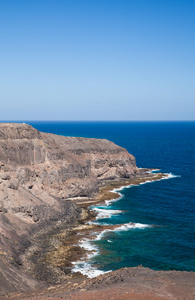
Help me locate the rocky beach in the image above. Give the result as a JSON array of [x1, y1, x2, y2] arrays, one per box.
[[0, 123, 194, 299]]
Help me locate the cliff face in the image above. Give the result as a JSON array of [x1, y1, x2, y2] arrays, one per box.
[[0, 123, 138, 294], [0, 123, 137, 201]]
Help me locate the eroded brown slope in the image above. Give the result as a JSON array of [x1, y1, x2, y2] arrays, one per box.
[[0, 123, 138, 295], [0, 123, 194, 300], [6, 267, 195, 300]]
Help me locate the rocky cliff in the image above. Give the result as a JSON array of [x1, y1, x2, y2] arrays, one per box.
[[0, 123, 138, 294], [0, 123, 137, 222]]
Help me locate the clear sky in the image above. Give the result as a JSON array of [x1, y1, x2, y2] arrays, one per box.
[[0, 0, 194, 121]]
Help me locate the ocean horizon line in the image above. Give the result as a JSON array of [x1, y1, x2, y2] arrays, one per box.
[[0, 120, 195, 123]]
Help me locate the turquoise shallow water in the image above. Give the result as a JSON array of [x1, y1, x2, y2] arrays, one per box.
[[13, 121, 195, 275], [91, 174, 194, 273]]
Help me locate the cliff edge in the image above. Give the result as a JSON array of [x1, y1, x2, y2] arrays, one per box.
[[0, 123, 138, 295]]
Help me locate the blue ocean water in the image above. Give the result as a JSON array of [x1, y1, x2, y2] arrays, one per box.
[[23, 121, 195, 273]]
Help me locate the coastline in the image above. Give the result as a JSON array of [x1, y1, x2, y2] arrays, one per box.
[[7, 170, 195, 300], [0, 123, 194, 299], [71, 170, 179, 278], [22, 170, 172, 283]]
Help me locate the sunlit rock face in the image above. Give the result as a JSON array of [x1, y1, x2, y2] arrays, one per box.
[[0, 123, 137, 201], [0, 123, 138, 294]]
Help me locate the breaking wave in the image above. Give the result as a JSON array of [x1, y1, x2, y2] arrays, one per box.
[[92, 207, 122, 220], [72, 222, 151, 278], [95, 222, 151, 241], [72, 171, 180, 278], [71, 238, 111, 278]]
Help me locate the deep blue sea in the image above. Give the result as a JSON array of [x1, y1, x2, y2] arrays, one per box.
[[17, 121, 195, 275]]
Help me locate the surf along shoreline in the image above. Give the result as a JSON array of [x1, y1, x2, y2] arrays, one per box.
[[71, 169, 177, 278], [22, 169, 175, 285]]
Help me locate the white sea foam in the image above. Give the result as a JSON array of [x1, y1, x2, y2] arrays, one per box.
[[114, 222, 151, 231], [95, 229, 113, 240], [72, 171, 180, 279], [139, 180, 154, 185], [103, 171, 180, 206], [93, 207, 122, 220], [71, 237, 111, 278], [94, 222, 151, 241], [135, 172, 180, 186], [147, 169, 161, 173], [72, 221, 150, 278], [162, 173, 181, 179], [72, 261, 109, 278], [78, 238, 98, 253], [105, 196, 122, 206], [96, 222, 151, 240], [105, 187, 132, 206], [92, 172, 180, 222]]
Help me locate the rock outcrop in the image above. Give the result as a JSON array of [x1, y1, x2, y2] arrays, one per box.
[[0, 123, 137, 217], [0, 123, 138, 294]]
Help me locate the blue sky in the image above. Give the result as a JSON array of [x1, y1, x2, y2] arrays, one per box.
[[0, 0, 194, 120]]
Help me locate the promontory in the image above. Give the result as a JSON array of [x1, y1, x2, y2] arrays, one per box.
[[0, 123, 194, 300]]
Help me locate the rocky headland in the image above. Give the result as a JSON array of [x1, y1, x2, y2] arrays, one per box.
[[0, 123, 194, 299]]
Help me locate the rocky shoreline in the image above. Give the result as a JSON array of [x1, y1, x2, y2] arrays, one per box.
[[19, 171, 171, 285], [4, 171, 195, 300], [0, 122, 140, 295], [0, 123, 194, 299]]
